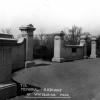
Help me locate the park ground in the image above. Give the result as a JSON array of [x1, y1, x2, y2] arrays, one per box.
[[9, 58, 100, 100]]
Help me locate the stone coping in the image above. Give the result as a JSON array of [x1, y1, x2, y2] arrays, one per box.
[[64, 44, 83, 47], [0, 37, 26, 46], [0, 83, 16, 89], [0, 38, 17, 46], [0, 33, 13, 38]]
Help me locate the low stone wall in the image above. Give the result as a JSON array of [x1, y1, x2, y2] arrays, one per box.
[[61, 45, 84, 61], [0, 33, 26, 71], [0, 37, 17, 99], [96, 46, 100, 57], [12, 38, 26, 70], [0, 38, 17, 83]]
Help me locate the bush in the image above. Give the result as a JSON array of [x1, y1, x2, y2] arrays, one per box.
[[33, 45, 53, 60]]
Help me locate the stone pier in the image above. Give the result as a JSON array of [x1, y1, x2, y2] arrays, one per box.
[[52, 31, 65, 62], [90, 36, 97, 58], [80, 35, 87, 58], [19, 24, 36, 67]]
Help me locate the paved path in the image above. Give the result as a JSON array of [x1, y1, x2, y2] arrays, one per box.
[[12, 58, 100, 100]]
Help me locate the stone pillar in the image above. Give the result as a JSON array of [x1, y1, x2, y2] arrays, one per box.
[[80, 35, 87, 58], [52, 31, 65, 62], [19, 24, 36, 67], [90, 36, 97, 58]]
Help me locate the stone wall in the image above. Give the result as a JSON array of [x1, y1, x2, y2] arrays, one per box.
[[12, 38, 26, 70], [0, 24, 36, 99], [0, 34, 17, 99], [0, 33, 26, 71], [61, 45, 84, 61], [12, 24, 36, 70], [0, 38, 17, 83], [0, 24, 36, 71]]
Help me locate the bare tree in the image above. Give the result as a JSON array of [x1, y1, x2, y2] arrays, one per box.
[[5, 28, 11, 34], [1, 28, 12, 34], [1, 29, 5, 34], [64, 25, 82, 45]]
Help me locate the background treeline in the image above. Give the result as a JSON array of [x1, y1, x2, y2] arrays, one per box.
[[32, 25, 100, 60], [33, 25, 92, 60]]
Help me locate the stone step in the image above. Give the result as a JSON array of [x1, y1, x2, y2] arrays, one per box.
[[0, 82, 17, 100]]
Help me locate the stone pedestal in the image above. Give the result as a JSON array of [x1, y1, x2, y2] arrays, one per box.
[[19, 24, 36, 67], [52, 32, 65, 62], [90, 36, 97, 58], [80, 35, 87, 58]]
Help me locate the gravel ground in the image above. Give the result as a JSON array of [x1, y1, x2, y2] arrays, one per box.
[[9, 58, 100, 100]]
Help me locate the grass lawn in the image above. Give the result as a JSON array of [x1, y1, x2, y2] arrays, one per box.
[[11, 58, 100, 100]]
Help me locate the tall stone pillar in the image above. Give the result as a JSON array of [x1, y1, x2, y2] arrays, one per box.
[[19, 24, 36, 67], [90, 36, 97, 58], [52, 31, 65, 62], [80, 35, 87, 58]]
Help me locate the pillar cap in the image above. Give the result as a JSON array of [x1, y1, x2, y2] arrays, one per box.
[[19, 24, 36, 31], [80, 35, 86, 39], [54, 31, 65, 37], [91, 36, 96, 40]]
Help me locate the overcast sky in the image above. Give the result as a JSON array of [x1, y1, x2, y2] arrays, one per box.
[[0, 0, 100, 35]]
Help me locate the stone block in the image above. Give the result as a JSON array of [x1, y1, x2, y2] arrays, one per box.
[[0, 82, 17, 100], [25, 61, 35, 68], [52, 57, 65, 63]]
